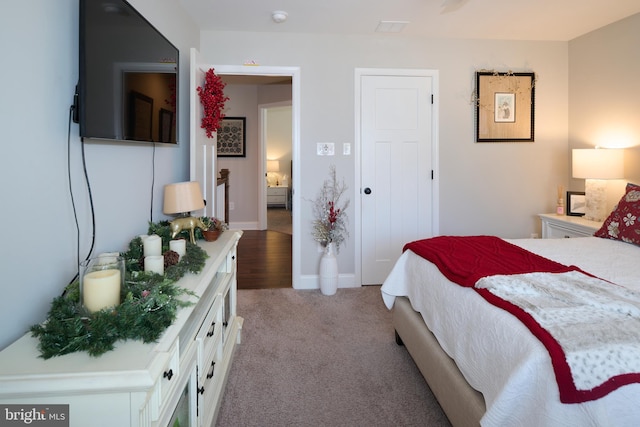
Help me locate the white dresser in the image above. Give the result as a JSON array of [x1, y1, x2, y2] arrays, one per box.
[[538, 213, 603, 239], [0, 230, 243, 427]]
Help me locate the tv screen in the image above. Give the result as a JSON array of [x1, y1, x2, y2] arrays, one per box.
[[79, 0, 179, 144]]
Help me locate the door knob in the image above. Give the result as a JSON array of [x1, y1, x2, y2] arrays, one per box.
[[364, 187, 372, 194]]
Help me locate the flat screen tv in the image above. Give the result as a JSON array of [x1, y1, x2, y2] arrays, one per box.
[[78, 0, 179, 144]]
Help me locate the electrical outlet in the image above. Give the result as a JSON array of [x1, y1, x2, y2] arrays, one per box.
[[343, 143, 351, 155], [317, 142, 335, 156], [229, 202, 235, 210]]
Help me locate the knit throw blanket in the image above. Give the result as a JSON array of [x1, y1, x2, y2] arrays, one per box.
[[404, 235, 640, 403]]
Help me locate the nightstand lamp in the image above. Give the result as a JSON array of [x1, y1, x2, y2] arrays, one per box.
[[267, 159, 280, 186], [572, 148, 624, 222], [163, 181, 206, 243]]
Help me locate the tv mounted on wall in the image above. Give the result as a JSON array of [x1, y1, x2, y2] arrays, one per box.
[[78, 0, 179, 145]]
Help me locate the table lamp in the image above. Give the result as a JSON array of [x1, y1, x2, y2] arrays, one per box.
[[267, 160, 280, 186], [572, 148, 624, 221], [163, 181, 206, 243]]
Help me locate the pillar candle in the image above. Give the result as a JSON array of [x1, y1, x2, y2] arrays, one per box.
[[143, 234, 162, 257], [169, 239, 186, 260], [144, 255, 164, 275], [83, 269, 121, 313]]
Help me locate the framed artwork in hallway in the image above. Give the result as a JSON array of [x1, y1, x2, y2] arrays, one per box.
[[217, 117, 246, 157]]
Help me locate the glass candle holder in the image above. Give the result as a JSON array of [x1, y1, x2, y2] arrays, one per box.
[[80, 255, 125, 314]]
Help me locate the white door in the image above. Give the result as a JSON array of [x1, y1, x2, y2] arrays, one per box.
[[360, 73, 435, 285]]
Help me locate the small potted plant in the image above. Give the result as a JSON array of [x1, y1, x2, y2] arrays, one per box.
[[200, 217, 228, 241]]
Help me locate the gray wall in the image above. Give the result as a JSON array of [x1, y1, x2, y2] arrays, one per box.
[[0, 0, 199, 350], [200, 32, 570, 279], [217, 83, 292, 228]]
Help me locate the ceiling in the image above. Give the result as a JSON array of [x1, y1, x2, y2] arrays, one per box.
[[178, 0, 640, 41]]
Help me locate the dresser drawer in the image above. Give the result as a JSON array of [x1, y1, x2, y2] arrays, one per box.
[[196, 296, 223, 370], [267, 187, 287, 196], [147, 341, 180, 421], [267, 196, 285, 204], [160, 343, 180, 404], [544, 223, 590, 238], [538, 213, 602, 239]]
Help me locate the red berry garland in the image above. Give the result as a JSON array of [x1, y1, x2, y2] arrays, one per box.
[[197, 68, 229, 138]]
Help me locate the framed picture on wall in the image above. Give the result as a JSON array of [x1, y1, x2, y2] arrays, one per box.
[[217, 117, 246, 157], [475, 71, 535, 142]]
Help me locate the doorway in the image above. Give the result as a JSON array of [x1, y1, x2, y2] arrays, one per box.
[[356, 69, 440, 285], [206, 65, 301, 288], [261, 102, 292, 235]]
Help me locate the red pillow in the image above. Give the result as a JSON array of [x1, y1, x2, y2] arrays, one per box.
[[594, 183, 640, 245]]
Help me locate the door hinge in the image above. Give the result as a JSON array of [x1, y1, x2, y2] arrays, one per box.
[[431, 170, 434, 180], [431, 94, 434, 104]]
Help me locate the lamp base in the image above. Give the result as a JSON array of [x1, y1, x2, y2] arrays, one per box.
[[584, 179, 607, 222]]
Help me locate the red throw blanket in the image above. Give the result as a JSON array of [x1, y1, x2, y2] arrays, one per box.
[[403, 235, 581, 287], [404, 235, 634, 403]]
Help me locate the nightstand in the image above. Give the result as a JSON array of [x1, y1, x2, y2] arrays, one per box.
[[538, 213, 604, 239], [267, 186, 289, 209]]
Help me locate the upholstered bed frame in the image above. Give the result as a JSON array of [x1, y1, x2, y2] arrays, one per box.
[[393, 296, 485, 427]]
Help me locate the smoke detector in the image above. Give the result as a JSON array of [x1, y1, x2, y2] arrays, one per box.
[[272, 11, 288, 23]]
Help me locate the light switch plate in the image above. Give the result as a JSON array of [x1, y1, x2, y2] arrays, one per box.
[[343, 143, 351, 155], [317, 142, 335, 156]]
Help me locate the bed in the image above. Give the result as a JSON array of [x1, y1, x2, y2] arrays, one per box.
[[381, 184, 640, 427]]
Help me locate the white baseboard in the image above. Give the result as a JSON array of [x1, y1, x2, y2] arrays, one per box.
[[230, 221, 260, 230], [295, 274, 358, 290]]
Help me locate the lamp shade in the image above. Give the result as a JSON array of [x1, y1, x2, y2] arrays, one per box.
[[163, 181, 205, 214], [267, 160, 280, 173], [572, 149, 624, 180]]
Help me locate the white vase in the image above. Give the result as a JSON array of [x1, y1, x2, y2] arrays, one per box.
[[319, 242, 338, 295]]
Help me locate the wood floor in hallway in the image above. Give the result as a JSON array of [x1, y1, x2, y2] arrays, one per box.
[[237, 230, 292, 289]]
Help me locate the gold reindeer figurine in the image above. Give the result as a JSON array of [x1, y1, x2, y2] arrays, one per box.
[[170, 216, 207, 244]]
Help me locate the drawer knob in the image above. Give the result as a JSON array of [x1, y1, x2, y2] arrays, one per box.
[[163, 369, 173, 381], [206, 361, 216, 379], [206, 322, 216, 337]]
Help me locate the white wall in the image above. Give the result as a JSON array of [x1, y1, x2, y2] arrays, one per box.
[[0, 0, 199, 350], [200, 31, 570, 279], [569, 13, 640, 208]]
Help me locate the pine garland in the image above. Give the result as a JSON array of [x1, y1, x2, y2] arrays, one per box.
[[30, 224, 209, 359]]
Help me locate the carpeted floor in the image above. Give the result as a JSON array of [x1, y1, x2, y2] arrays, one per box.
[[215, 286, 451, 427], [267, 207, 292, 235]]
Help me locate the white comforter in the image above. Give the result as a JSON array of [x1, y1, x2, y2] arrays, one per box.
[[381, 237, 640, 427]]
